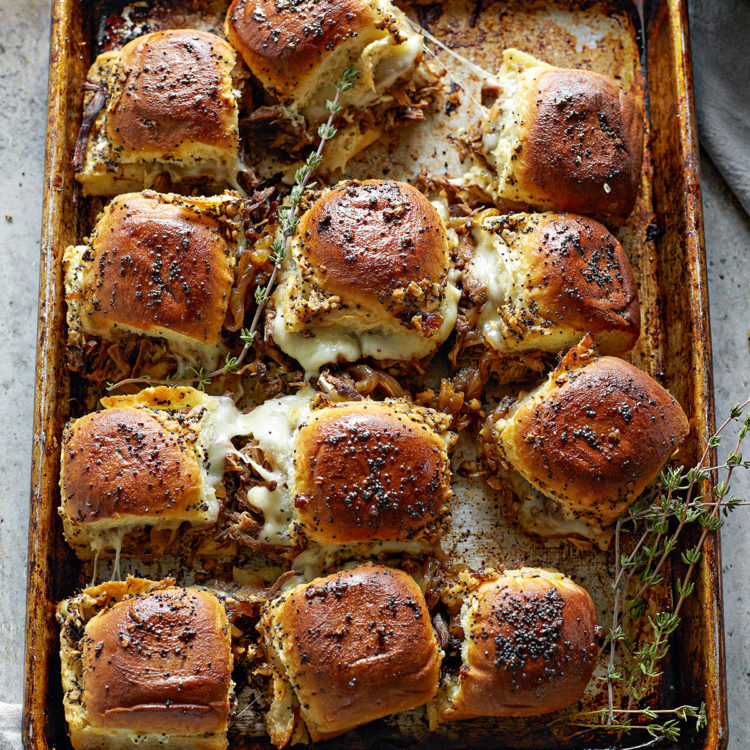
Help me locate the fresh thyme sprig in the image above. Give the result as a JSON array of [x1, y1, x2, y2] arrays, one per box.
[[578, 397, 750, 744], [107, 66, 359, 393]]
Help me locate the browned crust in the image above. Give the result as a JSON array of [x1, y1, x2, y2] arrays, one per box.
[[83, 193, 234, 345], [262, 565, 440, 737], [450, 573, 597, 718], [292, 402, 451, 543], [225, 0, 378, 99], [106, 30, 238, 154], [295, 179, 448, 315], [505, 212, 640, 352], [514, 68, 644, 220], [499, 344, 690, 526], [60, 407, 203, 524], [81, 588, 232, 735]]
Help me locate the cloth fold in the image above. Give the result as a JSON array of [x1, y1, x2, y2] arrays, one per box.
[[688, 0, 750, 217], [0, 703, 22, 750]]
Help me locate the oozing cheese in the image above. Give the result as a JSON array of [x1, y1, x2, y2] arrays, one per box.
[[361, 32, 423, 96], [271, 283, 460, 375], [468, 217, 526, 351], [481, 60, 523, 173], [299, 2, 423, 122], [230, 389, 315, 546]]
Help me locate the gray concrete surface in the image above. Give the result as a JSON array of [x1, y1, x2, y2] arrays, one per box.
[[0, 0, 747, 746], [0, 0, 51, 703]]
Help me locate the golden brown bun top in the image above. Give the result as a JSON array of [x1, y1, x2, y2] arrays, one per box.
[[225, 0, 378, 99], [456, 569, 597, 717], [517, 67, 643, 220], [101, 384, 210, 412], [292, 401, 451, 544], [61, 406, 203, 525], [83, 192, 234, 345], [499, 338, 690, 526], [294, 179, 449, 317], [492, 211, 640, 351], [82, 587, 232, 734], [263, 564, 440, 736], [107, 30, 237, 154]]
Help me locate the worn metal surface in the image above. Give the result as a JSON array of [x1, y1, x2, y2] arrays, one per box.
[[22, 0, 724, 748]]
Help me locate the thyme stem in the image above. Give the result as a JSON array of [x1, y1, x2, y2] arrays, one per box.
[[594, 398, 750, 741], [107, 67, 359, 394]]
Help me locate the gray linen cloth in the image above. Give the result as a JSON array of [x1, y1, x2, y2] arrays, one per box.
[[0, 704, 21, 750], [689, 0, 750, 215]]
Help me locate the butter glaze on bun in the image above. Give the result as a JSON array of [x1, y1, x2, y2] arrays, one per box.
[[483, 337, 689, 547], [82, 588, 232, 735], [58, 579, 232, 750], [63, 191, 239, 361], [292, 400, 453, 544], [430, 567, 597, 722], [107, 30, 239, 159], [259, 564, 441, 743], [61, 407, 204, 524], [272, 179, 459, 371], [76, 30, 240, 196], [479, 48, 644, 221], [224, 0, 423, 120], [469, 210, 640, 355], [59, 386, 221, 559]]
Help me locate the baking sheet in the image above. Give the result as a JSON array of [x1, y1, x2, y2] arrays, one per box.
[[23, 1, 724, 748]]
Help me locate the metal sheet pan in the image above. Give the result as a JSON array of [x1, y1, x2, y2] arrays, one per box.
[[23, 0, 724, 748]]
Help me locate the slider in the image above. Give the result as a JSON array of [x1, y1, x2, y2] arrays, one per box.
[[468, 210, 640, 355], [58, 578, 233, 750], [271, 179, 460, 372], [59, 386, 242, 560], [225, 391, 455, 550], [469, 48, 644, 221], [430, 567, 597, 723], [76, 30, 242, 195], [259, 564, 441, 745], [225, 0, 423, 123], [482, 336, 689, 548], [64, 190, 242, 369]]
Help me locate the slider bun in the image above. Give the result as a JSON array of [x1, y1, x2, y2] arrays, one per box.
[[64, 191, 237, 353], [491, 337, 689, 541], [292, 400, 452, 544], [60, 386, 219, 556], [107, 30, 239, 159], [471, 211, 640, 355], [224, 0, 422, 119], [298, 179, 448, 312], [60, 407, 203, 526], [484, 49, 643, 221], [260, 564, 441, 740], [272, 179, 459, 371], [433, 568, 597, 721], [81, 587, 232, 743]]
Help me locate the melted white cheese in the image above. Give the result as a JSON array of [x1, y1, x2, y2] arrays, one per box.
[[300, 4, 422, 122], [365, 32, 423, 95], [483, 64, 525, 189], [468, 218, 524, 351], [271, 283, 460, 374], [224, 389, 315, 545]]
